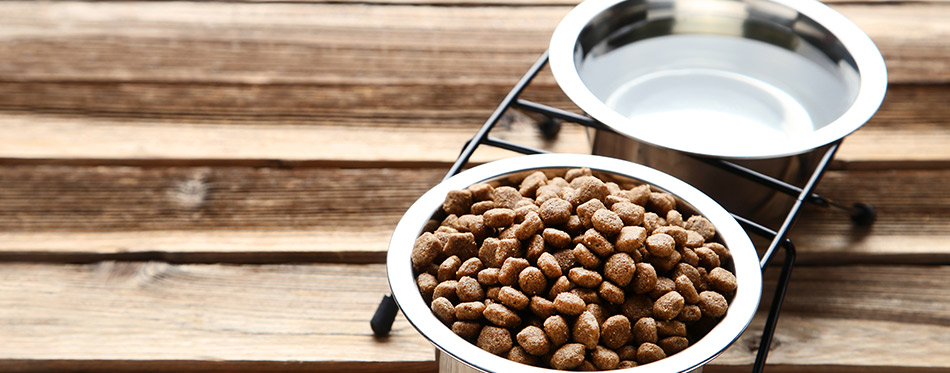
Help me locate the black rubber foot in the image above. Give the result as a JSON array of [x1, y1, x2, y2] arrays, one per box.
[[850, 202, 877, 226], [538, 116, 562, 140], [370, 294, 399, 337]]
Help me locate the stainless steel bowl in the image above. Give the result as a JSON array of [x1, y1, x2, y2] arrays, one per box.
[[549, 0, 887, 159], [387, 154, 762, 372], [548, 0, 887, 219]]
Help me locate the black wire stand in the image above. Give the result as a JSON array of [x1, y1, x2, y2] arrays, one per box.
[[372, 51, 876, 372]]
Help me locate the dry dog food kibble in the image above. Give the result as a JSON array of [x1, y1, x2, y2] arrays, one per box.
[[413, 168, 738, 370]]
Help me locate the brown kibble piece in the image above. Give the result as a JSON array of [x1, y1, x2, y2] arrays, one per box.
[[484, 303, 521, 328], [457, 214, 489, 242], [673, 263, 703, 286], [544, 315, 570, 346], [438, 256, 462, 282], [564, 168, 592, 182], [686, 215, 717, 240], [549, 275, 573, 298], [552, 249, 577, 273], [411, 232, 442, 270], [616, 226, 647, 254], [654, 291, 685, 320], [631, 263, 658, 294], [537, 252, 562, 279], [542, 228, 572, 249], [517, 325, 552, 356], [649, 192, 676, 215], [456, 257, 484, 279], [698, 291, 729, 318], [645, 233, 676, 257], [529, 296, 557, 319], [586, 304, 609, 325], [604, 253, 637, 287], [618, 360, 638, 369], [695, 247, 721, 269], [515, 211, 544, 241], [622, 294, 654, 321], [571, 288, 600, 305], [678, 304, 703, 323], [493, 238, 523, 268], [519, 171, 548, 197], [551, 343, 586, 370], [497, 286, 530, 310], [507, 346, 540, 366], [659, 336, 690, 355], [483, 208, 516, 228], [616, 345, 637, 361], [667, 210, 684, 227], [612, 201, 645, 226], [456, 276, 484, 302], [636, 343, 667, 364], [443, 232, 478, 260], [539, 198, 572, 226], [591, 346, 620, 370], [431, 297, 456, 324], [572, 243, 602, 269], [471, 200, 496, 215], [598, 280, 625, 305], [708, 267, 738, 293], [576, 199, 607, 228], [569, 267, 603, 288], [685, 230, 705, 248], [477, 267, 499, 285], [416, 272, 438, 301], [680, 247, 700, 267], [676, 275, 701, 304], [600, 315, 632, 349], [452, 320, 482, 339], [573, 311, 601, 349], [525, 234, 545, 263], [592, 209, 624, 236], [498, 257, 530, 286], [455, 301, 486, 320], [657, 320, 687, 337], [477, 326, 513, 355], [704, 242, 731, 261], [519, 266, 547, 296], [492, 186, 522, 209], [553, 292, 586, 316], [432, 280, 458, 302], [649, 277, 676, 299], [633, 317, 658, 344], [582, 228, 615, 257], [468, 182, 495, 202], [652, 249, 682, 272], [485, 286, 500, 301], [654, 226, 689, 246], [443, 189, 473, 216], [572, 176, 610, 204], [643, 212, 664, 233]]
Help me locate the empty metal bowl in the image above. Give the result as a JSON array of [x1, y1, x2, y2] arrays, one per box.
[[387, 154, 762, 372]]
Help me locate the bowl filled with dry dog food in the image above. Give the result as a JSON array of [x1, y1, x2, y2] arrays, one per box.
[[387, 154, 761, 372]]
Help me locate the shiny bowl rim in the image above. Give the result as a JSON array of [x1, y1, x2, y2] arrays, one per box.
[[548, 0, 887, 160], [387, 154, 763, 372]]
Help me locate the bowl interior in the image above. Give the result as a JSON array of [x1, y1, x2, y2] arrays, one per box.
[[387, 154, 762, 372], [549, 0, 887, 158]]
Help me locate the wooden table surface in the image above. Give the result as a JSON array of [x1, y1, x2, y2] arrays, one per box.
[[1, 0, 948, 372]]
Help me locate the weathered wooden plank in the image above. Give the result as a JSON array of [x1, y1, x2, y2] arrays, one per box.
[[0, 166, 946, 264], [0, 262, 946, 371], [0, 2, 947, 85], [0, 83, 946, 166], [0, 262, 435, 372]]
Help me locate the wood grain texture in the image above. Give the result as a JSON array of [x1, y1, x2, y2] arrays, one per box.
[[0, 262, 947, 371], [0, 166, 947, 264], [1, 2, 947, 84]]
